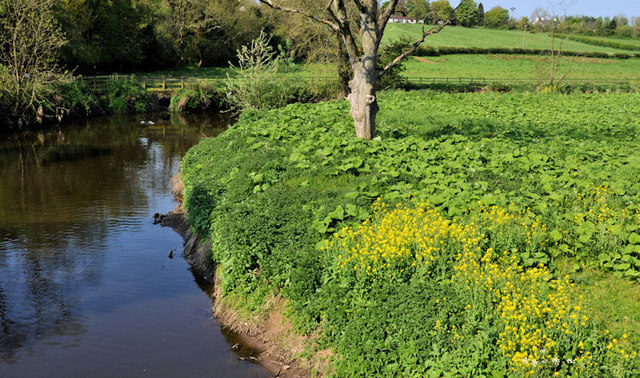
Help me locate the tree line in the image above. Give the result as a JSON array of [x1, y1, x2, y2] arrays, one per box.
[[2, 0, 638, 76]]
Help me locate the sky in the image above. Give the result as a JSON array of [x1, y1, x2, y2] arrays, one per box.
[[475, 0, 640, 19]]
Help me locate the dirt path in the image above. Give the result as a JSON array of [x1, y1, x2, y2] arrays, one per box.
[[414, 56, 438, 64]]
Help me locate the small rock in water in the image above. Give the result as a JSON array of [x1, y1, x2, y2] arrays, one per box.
[[168, 249, 174, 259]]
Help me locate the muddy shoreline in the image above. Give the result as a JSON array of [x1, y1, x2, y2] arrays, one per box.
[[160, 174, 316, 377]]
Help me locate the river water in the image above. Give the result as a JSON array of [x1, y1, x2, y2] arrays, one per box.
[[0, 114, 270, 377]]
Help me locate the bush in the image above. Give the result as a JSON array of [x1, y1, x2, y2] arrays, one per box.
[[169, 82, 227, 113], [414, 45, 636, 59], [224, 32, 338, 111], [377, 37, 411, 89], [53, 79, 98, 116], [102, 75, 150, 114]]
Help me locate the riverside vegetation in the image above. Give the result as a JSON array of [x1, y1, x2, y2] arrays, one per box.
[[180, 91, 640, 375]]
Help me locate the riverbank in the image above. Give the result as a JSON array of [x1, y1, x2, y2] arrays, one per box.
[[178, 90, 640, 375], [165, 175, 322, 377], [0, 73, 340, 133]]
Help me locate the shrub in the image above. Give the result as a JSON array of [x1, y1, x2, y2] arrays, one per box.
[[102, 75, 150, 114], [170, 82, 226, 113], [54, 79, 97, 116], [377, 37, 411, 89], [224, 32, 338, 111]]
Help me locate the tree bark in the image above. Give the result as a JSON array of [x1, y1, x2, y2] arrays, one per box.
[[348, 65, 378, 140], [336, 33, 352, 99], [347, 5, 379, 140]]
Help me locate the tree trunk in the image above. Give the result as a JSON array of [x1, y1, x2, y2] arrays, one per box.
[[336, 35, 352, 99], [348, 63, 378, 140], [347, 6, 380, 141]]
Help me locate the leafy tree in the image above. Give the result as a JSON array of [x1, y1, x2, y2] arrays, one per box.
[[476, 2, 484, 25], [455, 0, 477, 27], [405, 0, 431, 21], [606, 18, 617, 34], [0, 0, 66, 123], [55, 0, 145, 73], [483, 6, 509, 28], [260, 0, 458, 139], [430, 0, 454, 24]]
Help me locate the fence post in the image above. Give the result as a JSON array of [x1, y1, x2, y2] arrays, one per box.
[[162, 77, 166, 91], [181, 77, 184, 89]]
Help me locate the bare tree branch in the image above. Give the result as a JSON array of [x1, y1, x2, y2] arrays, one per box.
[[258, 0, 339, 31], [352, 0, 368, 14], [379, 2, 462, 77], [378, 20, 449, 77], [331, 0, 360, 64], [377, 0, 399, 40]]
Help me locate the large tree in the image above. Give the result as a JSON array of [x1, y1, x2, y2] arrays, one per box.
[[0, 0, 66, 122], [259, 0, 456, 140], [483, 5, 509, 28], [455, 0, 478, 27]]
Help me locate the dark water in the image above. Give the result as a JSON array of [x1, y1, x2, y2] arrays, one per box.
[[0, 114, 270, 377]]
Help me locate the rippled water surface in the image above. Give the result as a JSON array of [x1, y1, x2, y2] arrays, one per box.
[[0, 114, 269, 377]]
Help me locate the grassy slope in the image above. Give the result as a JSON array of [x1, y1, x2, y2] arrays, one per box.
[[181, 90, 640, 375], [402, 54, 640, 80], [383, 24, 634, 54]]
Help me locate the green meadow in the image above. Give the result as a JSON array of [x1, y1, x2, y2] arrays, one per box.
[[383, 24, 635, 54]]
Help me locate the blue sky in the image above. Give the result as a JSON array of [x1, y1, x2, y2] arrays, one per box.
[[474, 0, 640, 19]]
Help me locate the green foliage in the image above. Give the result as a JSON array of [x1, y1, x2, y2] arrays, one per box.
[[102, 76, 150, 114], [182, 91, 640, 374], [0, 0, 65, 124], [430, 0, 454, 24], [455, 0, 479, 27], [377, 38, 411, 89], [483, 6, 510, 29], [169, 83, 227, 113], [53, 79, 97, 116], [558, 34, 640, 52], [225, 32, 337, 111]]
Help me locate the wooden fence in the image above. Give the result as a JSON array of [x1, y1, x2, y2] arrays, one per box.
[[76, 75, 336, 92], [78, 74, 640, 92]]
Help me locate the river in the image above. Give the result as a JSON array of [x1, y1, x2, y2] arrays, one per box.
[[0, 114, 270, 377]]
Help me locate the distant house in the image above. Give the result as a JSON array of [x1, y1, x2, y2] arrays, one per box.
[[389, 15, 422, 24]]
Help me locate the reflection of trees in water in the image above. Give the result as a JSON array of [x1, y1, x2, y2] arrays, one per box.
[[0, 246, 88, 363], [0, 114, 229, 362]]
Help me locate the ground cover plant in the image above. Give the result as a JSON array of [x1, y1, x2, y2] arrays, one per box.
[[180, 90, 640, 375]]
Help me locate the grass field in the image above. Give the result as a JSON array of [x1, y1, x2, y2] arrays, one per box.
[[403, 54, 640, 81], [135, 26, 640, 89], [383, 24, 635, 54]]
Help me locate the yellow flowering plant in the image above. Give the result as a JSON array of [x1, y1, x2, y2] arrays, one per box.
[[320, 199, 638, 376]]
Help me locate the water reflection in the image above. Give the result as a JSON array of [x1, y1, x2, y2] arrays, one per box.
[[0, 113, 268, 376]]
